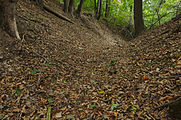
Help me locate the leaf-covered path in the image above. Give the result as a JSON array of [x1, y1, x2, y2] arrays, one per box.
[[0, 1, 181, 119]]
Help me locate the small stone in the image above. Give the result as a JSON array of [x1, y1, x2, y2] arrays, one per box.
[[0, 55, 3, 60], [176, 60, 181, 68], [55, 112, 62, 118], [156, 68, 160, 72]]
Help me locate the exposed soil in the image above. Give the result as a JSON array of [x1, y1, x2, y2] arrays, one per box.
[[0, 0, 180, 119]]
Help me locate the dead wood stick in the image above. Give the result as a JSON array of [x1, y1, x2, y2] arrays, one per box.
[[43, 4, 74, 24]]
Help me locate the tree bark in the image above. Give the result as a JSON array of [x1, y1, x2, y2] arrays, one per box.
[[63, 0, 70, 13], [43, 4, 74, 23], [128, 5, 133, 31], [97, 0, 102, 20], [134, 0, 144, 36], [105, 0, 110, 17], [68, 0, 74, 16], [76, 0, 85, 17], [94, 0, 97, 17], [63, 0, 74, 17], [96, 0, 100, 18], [156, 9, 160, 25], [155, 0, 165, 26], [0, 0, 20, 39]]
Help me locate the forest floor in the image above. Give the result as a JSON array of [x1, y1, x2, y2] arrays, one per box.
[[0, 0, 181, 120]]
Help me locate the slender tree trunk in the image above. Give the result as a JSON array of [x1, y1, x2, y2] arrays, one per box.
[[0, 0, 20, 39], [128, 5, 133, 31], [63, 0, 70, 13], [156, 9, 160, 25], [95, 0, 100, 18], [134, 0, 144, 36], [76, 0, 85, 17], [94, 0, 97, 17], [155, 0, 165, 25], [68, 0, 74, 16], [97, 0, 102, 20], [128, 5, 133, 24], [105, 0, 110, 17]]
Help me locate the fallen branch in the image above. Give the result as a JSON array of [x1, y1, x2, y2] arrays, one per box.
[[30, 0, 74, 23], [43, 4, 74, 24]]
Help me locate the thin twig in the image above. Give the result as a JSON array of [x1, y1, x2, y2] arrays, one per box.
[[37, 60, 46, 85]]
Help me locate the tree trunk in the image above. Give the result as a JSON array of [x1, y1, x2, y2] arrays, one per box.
[[105, 0, 110, 17], [96, 0, 100, 18], [134, 0, 144, 36], [127, 5, 133, 32], [94, 0, 97, 17], [63, 0, 70, 13], [0, 0, 20, 39], [155, 0, 165, 26], [68, 0, 75, 16], [30, 0, 44, 10], [97, 0, 102, 20], [156, 9, 160, 25], [76, 0, 85, 17], [63, 0, 75, 17]]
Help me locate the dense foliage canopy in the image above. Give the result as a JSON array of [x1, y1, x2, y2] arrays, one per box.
[[58, 0, 180, 29]]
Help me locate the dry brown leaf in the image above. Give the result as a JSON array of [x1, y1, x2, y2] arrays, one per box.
[[159, 95, 174, 102]]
